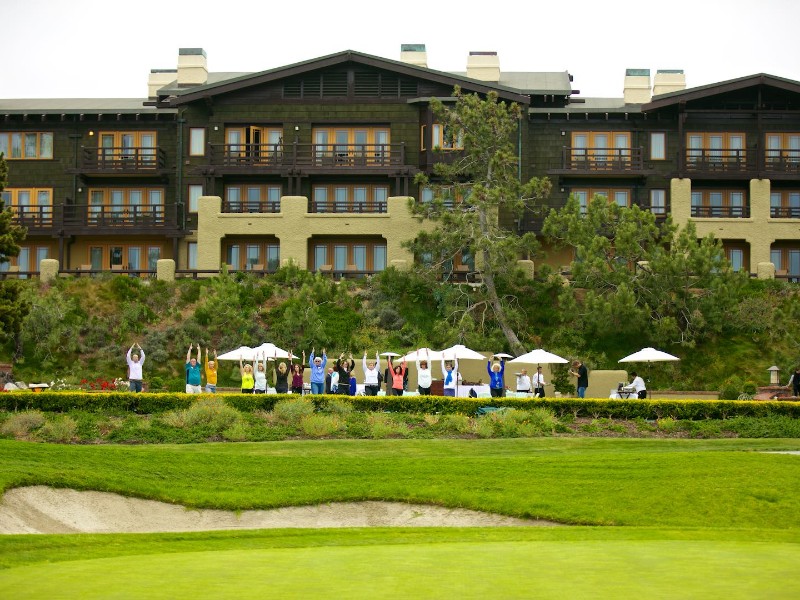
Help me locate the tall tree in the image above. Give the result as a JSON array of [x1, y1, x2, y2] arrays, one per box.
[[406, 88, 552, 354], [0, 153, 29, 354], [542, 194, 744, 347]]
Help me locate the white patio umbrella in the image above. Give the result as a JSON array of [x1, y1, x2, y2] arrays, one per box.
[[216, 345, 254, 360], [492, 353, 514, 359], [440, 344, 487, 396], [509, 349, 569, 366], [618, 347, 680, 363], [252, 342, 291, 359], [380, 351, 401, 357], [401, 348, 443, 362]]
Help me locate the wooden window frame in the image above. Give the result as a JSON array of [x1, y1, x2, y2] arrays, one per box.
[[0, 132, 54, 160], [572, 187, 632, 212], [650, 132, 666, 160], [311, 184, 389, 213], [223, 240, 280, 271], [310, 238, 387, 272], [189, 128, 206, 157], [86, 187, 166, 224], [690, 189, 748, 218], [223, 184, 281, 213], [86, 243, 164, 270]]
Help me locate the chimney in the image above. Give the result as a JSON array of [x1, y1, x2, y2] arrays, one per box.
[[623, 68, 651, 104], [466, 51, 500, 82], [400, 44, 428, 68], [177, 48, 208, 86], [148, 69, 177, 98], [653, 70, 686, 96]]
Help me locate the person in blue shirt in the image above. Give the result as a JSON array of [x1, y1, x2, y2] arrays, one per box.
[[487, 356, 506, 398], [308, 347, 327, 394]]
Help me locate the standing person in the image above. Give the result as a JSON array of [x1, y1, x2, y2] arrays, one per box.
[[416, 349, 433, 395], [362, 351, 381, 396], [290, 350, 305, 394], [335, 353, 354, 395], [630, 371, 647, 399], [388, 356, 407, 396], [790, 366, 800, 397], [204, 348, 218, 393], [126, 342, 145, 393], [570, 360, 589, 398], [488, 357, 506, 398], [239, 355, 255, 394], [309, 348, 327, 394], [441, 354, 459, 397], [185, 343, 202, 394], [253, 352, 268, 394], [383, 361, 393, 395], [532, 366, 546, 398], [516, 368, 532, 395], [274, 351, 290, 394]]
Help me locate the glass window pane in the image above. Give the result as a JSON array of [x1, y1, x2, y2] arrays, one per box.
[[267, 187, 281, 202], [128, 247, 141, 270], [789, 250, 800, 276], [730, 192, 743, 207], [226, 187, 241, 212], [353, 246, 366, 270], [334, 245, 347, 270], [247, 187, 260, 212], [90, 247, 102, 270], [17, 248, 30, 272], [729, 249, 743, 272], [614, 191, 628, 207], [187, 242, 198, 269], [24, 134, 37, 158], [314, 187, 327, 212], [129, 191, 142, 207], [40, 133, 53, 159], [11, 133, 22, 158], [354, 187, 366, 211], [188, 185, 202, 212], [246, 245, 259, 268], [314, 245, 327, 270], [189, 128, 205, 156], [110, 247, 124, 266], [771, 250, 782, 270], [227, 245, 240, 268], [650, 132, 665, 160], [374, 246, 387, 271], [148, 247, 160, 271], [266, 246, 279, 271], [0, 134, 8, 158]]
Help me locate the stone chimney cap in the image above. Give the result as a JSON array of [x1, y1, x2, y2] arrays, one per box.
[[401, 44, 426, 52], [470, 51, 498, 56], [625, 68, 650, 76], [179, 48, 206, 57], [656, 69, 684, 74]]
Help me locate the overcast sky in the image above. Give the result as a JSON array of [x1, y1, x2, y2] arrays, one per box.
[[3, 0, 798, 100]]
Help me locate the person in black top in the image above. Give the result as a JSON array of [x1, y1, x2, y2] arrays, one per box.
[[570, 360, 589, 398]]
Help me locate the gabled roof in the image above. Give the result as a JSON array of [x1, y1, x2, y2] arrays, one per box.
[[164, 50, 532, 106], [643, 73, 800, 110], [0, 98, 172, 115]]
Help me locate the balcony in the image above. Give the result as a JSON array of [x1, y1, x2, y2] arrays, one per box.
[[10, 206, 55, 234], [222, 200, 281, 214], [308, 200, 387, 214], [771, 206, 800, 219], [691, 205, 750, 218], [207, 143, 407, 174], [763, 151, 800, 179], [62, 204, 181, 234], [551, 147, 645, 176], [682, 149, 755, 178], [77, 147, 168, 175]]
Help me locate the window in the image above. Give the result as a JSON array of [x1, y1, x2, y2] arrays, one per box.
[[187, 242, 198, 269], [421, 123, 464, 151], [312, 127, 390, 165], [311, 239, 386, 272], [311, 184, 388, 213], [690, 189, 748, 218], [224, 126, 282, 163], [765, 133, 800, 164], [87, 243, 163, 270], [650, 132, 666, 160], [725, 247, 746, 272], [770, 190, 800, 218], [572, 188, 631, 213], [86, 188, 166, 224], [97, 131, 156, 164], [223, 185, 281, 213], [571, 132, 631, 166], [649, 189, 667, 215], [0, 132, 53, 159], [224, 241, 280, 271], [188, 184, 203, 213], [189, 128, 206, 156], [685, 132, 746, 164], [3, 188, 53, 224]]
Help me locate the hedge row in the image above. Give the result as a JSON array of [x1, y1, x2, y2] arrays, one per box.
[[1, 392, 799, 420]]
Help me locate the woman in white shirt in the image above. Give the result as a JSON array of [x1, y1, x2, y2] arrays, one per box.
[[441, 354, 459, 397], [253, 352, 268, 394], [362, 351, 381, 396], [416, 348, 433, 395]]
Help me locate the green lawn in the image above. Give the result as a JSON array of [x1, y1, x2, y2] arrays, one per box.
[[0, 438, 798, 598]]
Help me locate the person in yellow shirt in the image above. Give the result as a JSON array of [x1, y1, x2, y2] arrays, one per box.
[[239, 355, 255, 394], [204, 348, 218, 393]]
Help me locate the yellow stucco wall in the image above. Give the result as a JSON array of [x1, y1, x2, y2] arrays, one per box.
[[670, 177, 800, 272], [196, 195, 424, 271]]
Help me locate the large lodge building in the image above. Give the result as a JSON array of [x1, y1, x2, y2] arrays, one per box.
[[1, 46, 799, 280]]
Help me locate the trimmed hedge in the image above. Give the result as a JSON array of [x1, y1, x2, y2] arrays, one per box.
[[1, 392, 799, 420]]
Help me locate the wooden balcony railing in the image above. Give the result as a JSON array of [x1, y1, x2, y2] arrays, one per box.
[[11, 206, 54, 231], [684, 149, 754, 173], [764, 151, 800, 174], [208, 143, 406, 169], [556, 147, 645, 173], [62, 204, 179, 229], [308, 200, 387, 214], [691, 205, 750, 218], [771, 206, 800, 219], [80, 147, 168, 171], [222, 200, 281, 214]]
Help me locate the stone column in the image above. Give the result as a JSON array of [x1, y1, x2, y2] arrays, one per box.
[[39, 258, 59, 283], [157, 259, 176, 282]]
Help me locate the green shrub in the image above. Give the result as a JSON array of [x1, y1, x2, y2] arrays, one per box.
[[657, 417, 680, 433], [473, 416, 495, 438], [0, 410, 46, 438], [222, 421, 251, 442], [367, 413, 404, 439], [38, 415, 77, 443], [719, 376, 743, 400], [320, 398, 354, 417], [272, 398, 315, 426], [300, 413, 344, 437], [439, 414, 471, 434], [742, 381, 758, 396], [160, 398, 241, 432]]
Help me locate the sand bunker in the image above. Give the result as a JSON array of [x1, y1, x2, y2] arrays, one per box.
[[0, 487, 558, 534]]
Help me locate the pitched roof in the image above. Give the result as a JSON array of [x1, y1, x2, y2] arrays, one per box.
[[643, 73, 800, 110], [0, 98, 170, 115], [162, 49, 533, 105]]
